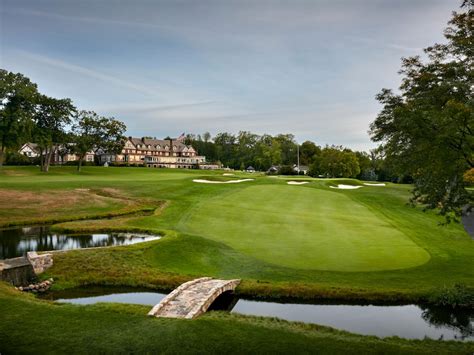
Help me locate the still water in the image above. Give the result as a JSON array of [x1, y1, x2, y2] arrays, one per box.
[[0, 226, 161, 258], [43, 287, 473, 341]]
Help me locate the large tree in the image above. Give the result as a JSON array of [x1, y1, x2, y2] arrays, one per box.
[[309, 146, 360, 178], [0, 70, 38, 167], [71, 110, 126, 172], [33, 95, 75, 172], [299, 140, 321, 165], [369, 1, 473, 221]]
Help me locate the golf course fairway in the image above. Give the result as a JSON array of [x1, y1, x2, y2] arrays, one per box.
[[180, 184, 430, 271]]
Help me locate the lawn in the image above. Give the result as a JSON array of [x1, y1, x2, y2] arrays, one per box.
[[179, 184, 429, 271], [1, 166, 473, 353], [0, 166, 473, 301]]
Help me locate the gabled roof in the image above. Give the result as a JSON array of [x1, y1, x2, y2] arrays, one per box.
[[20, 142, 39, 152], [126, 137, 195, 153]]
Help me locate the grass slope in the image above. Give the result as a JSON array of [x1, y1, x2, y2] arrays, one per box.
[[0, 283, 472, 354], [0, 166, 473, 301], [180, 184, 429, 271]]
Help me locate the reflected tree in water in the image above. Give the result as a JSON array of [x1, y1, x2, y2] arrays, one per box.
[[421, 306, 473, 340]]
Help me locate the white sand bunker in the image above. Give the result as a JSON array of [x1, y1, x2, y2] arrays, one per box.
[[363, 183, 386, 186], [193, 179, 254, 184], [287, 181, 309, 185], [330, 184, 363, 190], [222, 173, 235, 176]]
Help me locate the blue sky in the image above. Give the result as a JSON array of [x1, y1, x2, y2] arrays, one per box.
[[0, 0, 455, 150]]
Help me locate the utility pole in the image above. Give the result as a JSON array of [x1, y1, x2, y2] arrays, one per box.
[[297, 142, 300, 174]]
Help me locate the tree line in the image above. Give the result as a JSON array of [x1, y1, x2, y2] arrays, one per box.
[[0, 70, 126, 172], [185, 132, 400, 181]]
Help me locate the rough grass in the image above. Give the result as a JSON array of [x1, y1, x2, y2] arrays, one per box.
[[0, 187, 160, 227], [0, 282, 472, 354]]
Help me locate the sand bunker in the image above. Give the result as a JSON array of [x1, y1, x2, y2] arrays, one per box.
[[287, 181, 309, 185], [222, 173, 235, 176], [330, 184, 363, 190], [193, 179, 254, 184], [363, 183, 386, 186]]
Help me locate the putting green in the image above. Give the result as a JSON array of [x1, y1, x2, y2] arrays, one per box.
[[181, 185, 430, 271]]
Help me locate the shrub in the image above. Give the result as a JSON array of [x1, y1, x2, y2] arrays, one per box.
[[5, 152, 36, 165], [278, 165, 297, 175], [428, 284, 474, 308]]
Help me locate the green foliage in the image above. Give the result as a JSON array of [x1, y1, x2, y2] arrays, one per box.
[[0, 69, 38, 166], [5, 151, 37, 165], [309, 146, 360, 178], [278, 165, 297, 175], [300, 140, 321, 165], [370, 2, 474, 221], [71, 110, 126, 172], [32, 95, 76, 172], [428, 284, 474, 308]]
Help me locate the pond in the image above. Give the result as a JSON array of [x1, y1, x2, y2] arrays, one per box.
[[0, 226, 161, 258], [42, 287, 473, 341]]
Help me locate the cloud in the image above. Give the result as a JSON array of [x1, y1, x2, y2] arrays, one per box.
[[347, 36, 423, 53], [15, 50, 160, 97]]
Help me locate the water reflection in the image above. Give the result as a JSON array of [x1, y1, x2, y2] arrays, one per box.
[[421, 306, 473, 340], [0, 226, 161, 258], [44, 287, 474, 341]]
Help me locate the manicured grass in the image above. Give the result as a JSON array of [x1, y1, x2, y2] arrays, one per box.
[[0, 283, 472, 354], [179, 184, 429, 271], [1, 166, 473, 302], [1, 166, 473, 352]]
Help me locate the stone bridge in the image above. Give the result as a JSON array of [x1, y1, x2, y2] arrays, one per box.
[[148, 277, 241, 319]]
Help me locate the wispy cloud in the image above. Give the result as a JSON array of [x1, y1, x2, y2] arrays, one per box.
[[95, 101, 217, 113], [347, 35, 423, 52], [15, 50, 160, 96]]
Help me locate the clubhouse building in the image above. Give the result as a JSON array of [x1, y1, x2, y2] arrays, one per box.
[[96, 136, 206, 169], [19, 136, 210, 169]]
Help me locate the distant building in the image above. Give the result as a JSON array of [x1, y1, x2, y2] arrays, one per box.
[[19, 143, 94, 164], [267, 165, 279, 174], [19, 143, 39, 158], [293, 164, 309, 175], [199, 163, 222, 170], [246, 166, 256, 173], [96, 137, 206, 169]]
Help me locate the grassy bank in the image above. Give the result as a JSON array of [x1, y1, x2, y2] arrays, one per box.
[[1, 166, 473, 303], [0, 283, 472, 354]]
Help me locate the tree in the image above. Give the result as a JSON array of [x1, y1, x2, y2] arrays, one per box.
[[0, 70, 38, 167], [309, 146, 360, 178], [202, 132, 211, 143], [369, 1, 473, 221], [300, 140, 321, 165], [32, 95, 75, 172], [71, 111, 126, 172], [274, 134, 297, 165]]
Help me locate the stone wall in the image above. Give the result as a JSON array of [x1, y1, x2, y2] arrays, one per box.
[[0, 257, 36, 286], [27, 252, 53, 274]]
